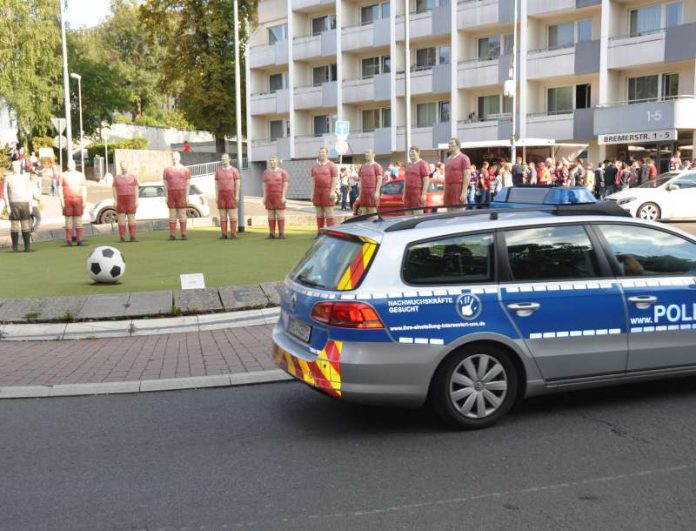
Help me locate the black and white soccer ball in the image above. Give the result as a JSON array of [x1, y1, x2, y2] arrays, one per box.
[[86, 246, 126, 284]]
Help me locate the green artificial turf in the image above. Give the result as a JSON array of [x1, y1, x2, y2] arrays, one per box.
[[0, 227, 317, 297]]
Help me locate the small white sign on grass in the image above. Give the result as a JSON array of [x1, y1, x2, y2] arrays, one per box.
[[180, 273, 206, 290]]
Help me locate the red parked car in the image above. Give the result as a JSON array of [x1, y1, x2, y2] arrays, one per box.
[[376, 177, 445, 215]]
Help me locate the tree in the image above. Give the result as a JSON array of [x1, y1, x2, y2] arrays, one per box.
[[0, 0, 62, 141], [140, 0, 256, 152]]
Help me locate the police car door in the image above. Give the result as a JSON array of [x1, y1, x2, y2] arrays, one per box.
[[595, 224, 696, 371], [500, 224, 628, 380]]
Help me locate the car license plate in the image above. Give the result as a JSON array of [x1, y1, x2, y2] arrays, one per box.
[[288, 316, 311, 343]]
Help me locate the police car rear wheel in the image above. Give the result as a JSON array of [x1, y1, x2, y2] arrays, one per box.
[[637, 202, 660, 221], [432, 346, 518, 429]]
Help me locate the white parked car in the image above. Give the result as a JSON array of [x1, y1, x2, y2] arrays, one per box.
[[608, 170, 696, 221], [89, 183, 210, 224]]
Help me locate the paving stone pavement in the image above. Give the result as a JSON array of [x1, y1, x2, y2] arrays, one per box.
[[0, 324, 276, 388]]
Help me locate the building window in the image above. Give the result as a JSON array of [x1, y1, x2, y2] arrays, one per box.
[[382, 108, 391, 127], [415, 0, 435, 13], [577, 19, 592, 42], [313, 115, 335, 136], [312, 14, 337, 36], [548, 22, 574, 49], [439, 101, 450, 122], [268, 24, 288, 44], [312, 64, 338, 86], [547, 86, 574, 114], [477, 95, 511, 121], [665, 2, 683, 27], [361, 55, 390, 79], [362, 109, 391, 132], [416, 102, 436, 127], [361, 2, 389, 25], [270, 120, 285, 141], [415, 46, 448, 70], [628, 75, 659, 103], [269, 73, 284, 93], [662, 73, 679, 100], [478, 36, 500, 60], [576, 84, 591, 109], [629, 5, 661, 37]]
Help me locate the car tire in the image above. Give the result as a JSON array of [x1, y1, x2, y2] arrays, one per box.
[[636, 202, 661, 221], [186, 206, 201, 218], [99, 208, 117, 224], [430, 345, 518, 429]]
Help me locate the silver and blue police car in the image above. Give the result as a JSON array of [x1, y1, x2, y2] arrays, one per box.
[[272, 195, 696, 429]]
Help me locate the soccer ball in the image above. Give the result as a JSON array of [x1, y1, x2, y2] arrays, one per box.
[[86, 246, 126, 284]]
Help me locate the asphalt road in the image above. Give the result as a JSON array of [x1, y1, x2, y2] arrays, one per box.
[[3, 379, 696, 530]]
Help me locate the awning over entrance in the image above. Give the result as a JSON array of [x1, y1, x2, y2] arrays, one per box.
[[437, 139, 589, 161]]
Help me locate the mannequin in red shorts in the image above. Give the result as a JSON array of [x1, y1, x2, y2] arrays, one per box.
[[262, 155, 288, 239], [215, 153, 240, 240], [444, 137, 471, 212], [310, 147, 338, 236], [162, 151, 191, 240], [112, 161, 139, 242], [358, 148, 383, 215], [59, 159, 87, 246], [403, 146, 430, 213]]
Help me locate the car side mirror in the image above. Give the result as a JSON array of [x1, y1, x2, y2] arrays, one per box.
[[668, 183, 679, 191]]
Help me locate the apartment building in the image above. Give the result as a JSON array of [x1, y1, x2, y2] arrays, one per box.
[[246, 0, 696, 171]]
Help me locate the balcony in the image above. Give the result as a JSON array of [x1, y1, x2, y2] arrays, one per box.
[[526, 109, 594, 141], [457, 0, 512, 30], [527, 40, 599, 80], [395, 6, 451, 41], [343, 74, 391, 103], [249, 90, 290, 115], [251, 139, 276, 162], [295, 82, 337, 110], [396, 65, 451, 97], [608, 31, 665, 69], [457, 117, 512, 145], [248, 40, 289, 69], [294, 135, 330, 159], [527, 0, 574, 16], [293, 30, 336, 61], [342, 19, 390, 52], [292, 0, 334, 13], [394, 122, 451, 151], [594, 97, 696, 136], [458, 55, 511, 88]]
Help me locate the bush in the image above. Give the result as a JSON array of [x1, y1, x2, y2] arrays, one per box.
[[0, 146, 10, 170], [31, 136, 54, 153], [87, 137, 149, 160]]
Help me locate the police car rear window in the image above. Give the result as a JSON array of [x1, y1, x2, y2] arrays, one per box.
[[290, 235, 373, 291]]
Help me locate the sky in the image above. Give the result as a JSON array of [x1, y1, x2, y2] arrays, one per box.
[[66, 0, 112, 29]]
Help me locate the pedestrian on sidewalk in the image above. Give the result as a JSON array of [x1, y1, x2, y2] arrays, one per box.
[[3, 161, 35, 252], [339, 167, 349, 211], [113, 161, 140, 242], [29, 170, 42, 233], [262, 155, 288, 239], [215, 153, 241, 240]]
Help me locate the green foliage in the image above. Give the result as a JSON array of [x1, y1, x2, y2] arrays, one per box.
[[0, 146, 10, 170], [31, 136, 54, 153], [140, 0, 257, 147], [87, 137, 149, 159], [0, 0, 62, 137]]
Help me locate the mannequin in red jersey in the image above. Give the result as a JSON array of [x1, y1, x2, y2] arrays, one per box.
[[262, 155, 288, 239], [215, 153, 241, 240], [358, 148, 383, 215], [162, 151, 191, 240], [58, 159, 87, 246], [444, 137, 471, 212], [310, 147, 338, 236], [112, 161, 139, 242], [403, 146, 430, 213]]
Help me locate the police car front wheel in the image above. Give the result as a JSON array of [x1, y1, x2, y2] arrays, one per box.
[[431, 346, 518, 429]]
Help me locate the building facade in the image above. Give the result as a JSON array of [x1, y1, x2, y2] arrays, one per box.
[[246, 0, 696, 170]]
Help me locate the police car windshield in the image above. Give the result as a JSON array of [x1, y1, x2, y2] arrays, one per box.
[[639, 172, 678, 188], [290, 235, 365, 290]]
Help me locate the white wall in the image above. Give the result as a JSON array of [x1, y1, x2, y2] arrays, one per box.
[[108, 123, 215, 151]]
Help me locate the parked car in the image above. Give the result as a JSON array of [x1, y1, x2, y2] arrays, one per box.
[[89, 183, 209, 224], [377, 177, 445, 215], [272, 202, 696, 429], [608, 170, 696, 221]]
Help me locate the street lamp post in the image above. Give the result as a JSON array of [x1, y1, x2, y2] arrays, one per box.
[[102, 129, 110, 177], [58, 0, 73, 165], [234, 0, 245, 232], [70, 73, 84, 174]]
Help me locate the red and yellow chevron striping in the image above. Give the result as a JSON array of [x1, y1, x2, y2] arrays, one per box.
[[337, 240, 377, 291], [273, 340, 343, 398]]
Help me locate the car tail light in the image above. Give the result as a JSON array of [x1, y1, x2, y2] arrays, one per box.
[[311, 302, 384, 329]]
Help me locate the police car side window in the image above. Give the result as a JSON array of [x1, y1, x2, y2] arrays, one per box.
[[597, 225, 696, 277], [505, 225, 599, 281], [403, 233, 494, 285]]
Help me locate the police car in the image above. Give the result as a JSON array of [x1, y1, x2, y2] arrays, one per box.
[[272, 202, 696, 429]]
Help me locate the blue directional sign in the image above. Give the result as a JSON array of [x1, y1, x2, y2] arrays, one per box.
[[334, 120, 350, 137]]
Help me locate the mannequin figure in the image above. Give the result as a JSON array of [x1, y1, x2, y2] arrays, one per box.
[[113, 161, 140, 242], [403, 146, 430, 213], [58, 159, 87, 246], [261, 156, 288, 239], [215, 153, 241, 239], [310, 147, 338, 236], [3, 160, 35, 252], [358, 148, 383, 215], [162, 151, 191, 240], [444, 137, 471, 212]]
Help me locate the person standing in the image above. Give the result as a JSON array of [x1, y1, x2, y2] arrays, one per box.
[[113, 161, 140, 242], [670, 150, 682, 171], [403, 146, 430, 213], [646, 157, 658, 187], [4, 161, 35, 252], [59, 159, 87, 246], [444, 138, 471, 211], [29, 170, 42, 233], [262, 156, 288, 239], [310, 147, 338, 235], [215, 153, 241, 240], [511, 156, 525, 186], [339, 167, 349, 211], [358, 148, 383, 215], [162, 151, 191, 240]]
